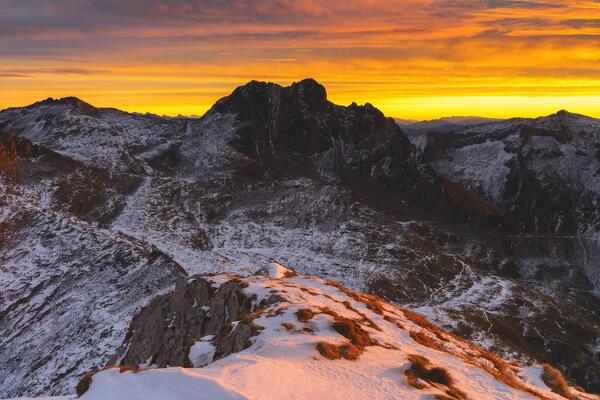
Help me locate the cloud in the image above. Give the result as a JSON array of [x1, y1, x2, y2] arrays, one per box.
[[1, 0, 599, 119], [562, 18, 600, 28], [484, 0, 562, 9], [0, 67, 110, 75]]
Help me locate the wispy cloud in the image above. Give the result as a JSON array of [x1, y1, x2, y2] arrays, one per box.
[[1, 0, 599, 118], [562, 18, 600, 28]]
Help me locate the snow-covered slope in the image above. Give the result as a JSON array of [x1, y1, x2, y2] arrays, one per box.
[[1, 83, 599, 396], [78, 271, 596, 400], [426, 111, 600, 207], [0, 97, 245, 179], [418, 111, 600, 294], [0, 183, 185, 397]]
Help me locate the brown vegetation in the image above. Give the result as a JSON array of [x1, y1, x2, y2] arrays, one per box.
[[404, 355, 466, 400], [541, 364, 574, 399], [321, 293, 336, 301], [332, 317, 375, 349], [239, 309, 265, 325], [76, 371, 96, 397], [266, 306, 287, 318], [324, 279, 385, 315], [298, 286, 320, 296], [282, 269, 297, 278], [316, 341, 361, 360], [409, 330, 438, 349], [312, 304, 382, 360], [401, 308, 439, 331], [342, 300, 357, 312], [295, 308, 315, 322], [317, 306, 337, 317], [362, 294, 385, 315]]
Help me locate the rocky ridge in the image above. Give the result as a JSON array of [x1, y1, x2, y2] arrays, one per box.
[[79, 269, 597, 400]]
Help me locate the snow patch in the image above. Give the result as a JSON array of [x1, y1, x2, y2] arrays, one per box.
[[188, 340, 216, 368]]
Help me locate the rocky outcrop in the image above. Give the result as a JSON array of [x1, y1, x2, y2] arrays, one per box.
[[109, 276, 282, 368], [205, 79, 502, 222], [79, 273, 595, 400]]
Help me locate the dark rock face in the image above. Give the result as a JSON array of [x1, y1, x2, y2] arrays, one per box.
[[109, 276, 281, 368], [207, 79, 501, 222], [0, 131, 67, 181]]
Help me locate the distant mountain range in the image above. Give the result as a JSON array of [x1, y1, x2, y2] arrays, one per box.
[[394, 116, 505, 134]]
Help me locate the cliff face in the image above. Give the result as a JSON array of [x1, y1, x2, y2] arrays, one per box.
[[206, 79, 502, 221]]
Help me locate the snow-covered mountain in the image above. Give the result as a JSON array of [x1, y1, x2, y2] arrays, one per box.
[[416, 110, 600, 292], [0, 81, 599, 398]]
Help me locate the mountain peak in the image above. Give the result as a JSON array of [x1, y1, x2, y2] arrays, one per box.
[[290, 78, 328, 109], [551, 109, 579, 120], [546, 109, 591, 121], [25, 96, 98, 116], [221, 78, 328, 113]]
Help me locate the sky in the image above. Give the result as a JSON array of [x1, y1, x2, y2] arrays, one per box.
[[1, 0, 600, 120]]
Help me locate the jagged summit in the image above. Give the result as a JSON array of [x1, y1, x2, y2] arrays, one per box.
[[212, 78, 379, 118], [290, 78, 328, 110], [23, 96, 98, 115], [555, 109, 572, 117], [25, 96, 82, 107]]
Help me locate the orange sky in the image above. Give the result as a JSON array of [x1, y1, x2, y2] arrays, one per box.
[[1, 0, 600, 119]]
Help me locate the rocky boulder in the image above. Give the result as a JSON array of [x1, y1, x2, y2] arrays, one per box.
[[109, 275, 282, 368]]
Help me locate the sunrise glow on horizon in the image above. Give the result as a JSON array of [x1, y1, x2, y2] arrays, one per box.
[[2, 0, 600, 120]]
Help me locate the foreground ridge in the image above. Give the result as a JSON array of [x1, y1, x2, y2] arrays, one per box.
[[78, 267, 594, 400]]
